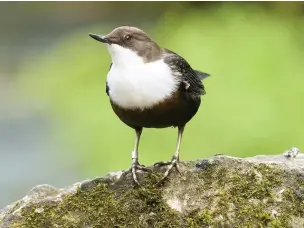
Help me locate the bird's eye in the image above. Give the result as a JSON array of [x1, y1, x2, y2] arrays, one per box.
[[124, 35, 131, 41]]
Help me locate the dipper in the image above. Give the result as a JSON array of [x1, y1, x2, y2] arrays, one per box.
[[89, 26, 210, 185]]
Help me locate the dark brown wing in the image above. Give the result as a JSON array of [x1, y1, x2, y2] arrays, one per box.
[[195, 70, 210, 80], [164, 49, 207, 96]]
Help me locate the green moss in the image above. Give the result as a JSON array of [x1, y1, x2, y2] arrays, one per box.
[[20, 172, 182, 227], [186, 209, 214, 227], [270, 219, 284, 228], [282, 187, 304, 217], [188, 158, 303, 227], [17, 158, 304, 227]]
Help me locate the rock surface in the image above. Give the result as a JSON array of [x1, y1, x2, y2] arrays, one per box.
[[1, 152, 304, 227]]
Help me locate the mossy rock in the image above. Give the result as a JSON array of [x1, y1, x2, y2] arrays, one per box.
[[1, 154, 304, 227]]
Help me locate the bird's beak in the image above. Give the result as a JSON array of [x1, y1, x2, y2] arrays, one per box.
[[89, 33, 109, 44]]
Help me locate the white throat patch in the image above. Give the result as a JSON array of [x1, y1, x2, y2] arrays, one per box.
[[106, 44, 178, 110]]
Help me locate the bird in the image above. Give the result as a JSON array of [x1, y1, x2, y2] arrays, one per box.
[[89, 26, 210, 185]]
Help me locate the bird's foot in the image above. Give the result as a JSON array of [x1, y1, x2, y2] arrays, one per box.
[[130, 160, 151, 186], [154, 155, 181, 184]]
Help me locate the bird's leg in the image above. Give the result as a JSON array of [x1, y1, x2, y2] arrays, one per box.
[[130, 127, 151, 185], [155, 125, 185, 182]]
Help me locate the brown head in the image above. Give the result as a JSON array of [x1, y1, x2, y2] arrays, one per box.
[[89, 26, 163, 64]]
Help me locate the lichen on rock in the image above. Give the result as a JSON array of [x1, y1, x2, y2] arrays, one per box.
[[1, 153, 304, 227]]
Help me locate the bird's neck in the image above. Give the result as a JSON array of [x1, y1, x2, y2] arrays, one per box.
[[107, 43, 164, 68], [108, 44, 144, 68]]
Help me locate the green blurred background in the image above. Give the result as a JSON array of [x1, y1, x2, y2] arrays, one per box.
[[0, 2, 303, 207]]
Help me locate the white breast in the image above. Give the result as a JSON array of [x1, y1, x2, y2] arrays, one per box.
[[106, 44, 178, 110]]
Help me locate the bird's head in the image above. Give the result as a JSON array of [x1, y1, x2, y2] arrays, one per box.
[[89, 26, 162, 66]]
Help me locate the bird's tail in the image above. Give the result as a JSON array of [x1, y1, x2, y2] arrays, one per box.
[[195, 70, 211, 80]]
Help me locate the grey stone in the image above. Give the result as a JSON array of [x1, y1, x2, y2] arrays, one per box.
[[1, 153, 303, 227]]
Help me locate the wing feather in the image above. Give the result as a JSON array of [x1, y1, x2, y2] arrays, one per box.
[[164, 49, 209, 96]]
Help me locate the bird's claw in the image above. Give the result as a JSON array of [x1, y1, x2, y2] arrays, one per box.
[[129, 161, 152, 186], [154, 155, 181, 184]]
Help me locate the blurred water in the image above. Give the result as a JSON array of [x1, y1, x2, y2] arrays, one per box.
[[0, 80, 84, 207], [0, 4, 98, 207], [0, 18, 82, 205]]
